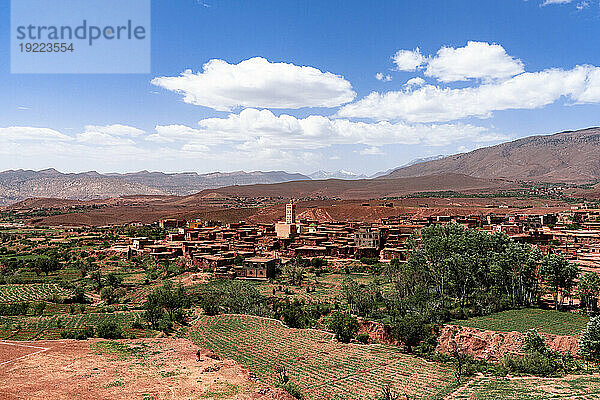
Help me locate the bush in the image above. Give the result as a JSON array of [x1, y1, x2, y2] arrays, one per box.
[[328, 311, 359, 343], [32, 302, 46, 316], [60, 326, 94, 340], [579, 315, 600, 361], [96, 321, 123, 339], [356, 333, 370, 344], [278, 381, 304, 399], [502, 329, 579, 377], [388, 314, 429, 353], [131, 320, 146, 330], [503, 351, 557, 377], [158, 316, 173, 333], [0, 302, 30, 316]]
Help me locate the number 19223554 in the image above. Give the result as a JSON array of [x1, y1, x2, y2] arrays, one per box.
[[19, 42, 74, 52]]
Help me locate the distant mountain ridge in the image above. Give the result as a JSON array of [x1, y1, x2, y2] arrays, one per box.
[[371, 155, 446, 178], [0, 169, 310, 205], [380, 128, 600, 183], [309, 170, 368, 180]]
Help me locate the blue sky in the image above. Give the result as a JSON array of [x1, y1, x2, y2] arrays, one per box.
[[2, 0, 600, 175]]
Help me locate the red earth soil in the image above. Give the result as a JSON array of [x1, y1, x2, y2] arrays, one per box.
[[0, 338, 294, 400], [436, 324, 580, 362]]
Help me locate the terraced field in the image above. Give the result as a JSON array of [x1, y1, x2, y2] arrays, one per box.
[[189, 314, 456, 400], [0, 311, 146, 340], [451, 375, 600, 399], [452, 308, 589, 336], [0, 283, 74, 303]]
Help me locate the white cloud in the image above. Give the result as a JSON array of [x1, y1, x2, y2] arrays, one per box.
[[337, 64, 600, 122], [75, 125, 139, 146], [360, 146, 384, 155], [0, 127, 71, 141], [392, 48, 426, 71], [424, 41, 524, 82], [83, 124, 145, 137], [376, 73, 392, 82], [151, 57, 356, 111], [76, 131, 134, 146], [149, 108, 507, 150], [542, 0, 573, 5], [405, 77, 426, 87]]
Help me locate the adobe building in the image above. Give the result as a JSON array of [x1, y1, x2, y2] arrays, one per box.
[[239, 257, 279, 280]]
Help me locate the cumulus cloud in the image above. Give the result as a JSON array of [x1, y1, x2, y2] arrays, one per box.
[[75, 125, 141, 146], [337, 64, 600, 122], [405, 77, 426, 87], [376, 73, 392, 82], [542, 0, 573, 5], [83, 124, 145, 137], [424, 41, 524, 82], [360, 146, 384, 155], [151, 57, 356, 111], [0, 127, 71, 141], [392, 48, 426, 71], [150, 108, 507, 150]]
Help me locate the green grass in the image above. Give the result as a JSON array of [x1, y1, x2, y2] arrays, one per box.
[[452, 308, 589, 336], [188, 314, 456, 400], [246, 273, 392, 304], [453, 375, 600, 399], [92, 340, 147, 360]]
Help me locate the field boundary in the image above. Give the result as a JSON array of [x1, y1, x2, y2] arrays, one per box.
[[0, 341, 50, 367]]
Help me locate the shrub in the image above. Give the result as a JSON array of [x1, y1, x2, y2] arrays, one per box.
[[503, 351, 557, 377], [328, 311, 359, 343], [96, 321, 123, 339], [579, 315, 600, 361], [60, 326, 94, 340], [278, 382, 304, 399], [0, 302, 30, 316], [356, 333, 370, 344], [388, 314, 428, 353]]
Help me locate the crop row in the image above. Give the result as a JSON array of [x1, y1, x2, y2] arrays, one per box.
[[190, 314, 455, 400], [0, 283, 74, 303], [0, 311, 145, 340]]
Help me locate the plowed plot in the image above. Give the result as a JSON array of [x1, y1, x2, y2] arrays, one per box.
[[189, 314, 456, 400], [0, 338, 294, 400], [0, 341, 48, 366]]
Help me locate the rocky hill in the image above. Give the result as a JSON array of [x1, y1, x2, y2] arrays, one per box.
[[380, 127, 600, 184], [0, 168, 310, 205]]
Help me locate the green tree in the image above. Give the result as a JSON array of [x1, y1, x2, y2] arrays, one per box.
[[388, 314, 428, 353], [328, 311, 359, 343], [579, 316, 600, 361], [577, 272, 600, 315], [283, 257, 306, 286], [540, 254, 579, 310], [33, 256, 60, 275]]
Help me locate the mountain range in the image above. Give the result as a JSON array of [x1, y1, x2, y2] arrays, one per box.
[[3, 127, 600, 206], [0, 169, 310, 206], [382, 128, 600, 183]]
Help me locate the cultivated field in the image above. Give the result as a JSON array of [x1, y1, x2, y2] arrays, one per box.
[[0, 311, 146, 340], [0, 283, 73, 302], [451, 375, 600, 399], [452, 308, 589, 336], [189, 314, 457, 400]]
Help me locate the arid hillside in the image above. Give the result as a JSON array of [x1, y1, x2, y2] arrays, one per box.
[[382, 127, 600, 183], [0, 169, 310, 206], [194, 173, 514, 199]]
